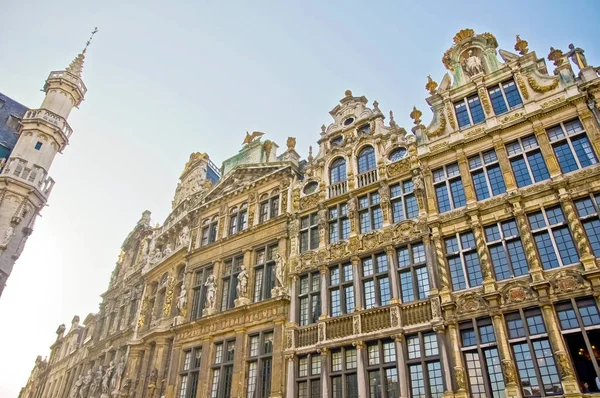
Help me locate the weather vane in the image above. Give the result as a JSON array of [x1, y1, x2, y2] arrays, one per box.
[[85, 27, 99, 49]]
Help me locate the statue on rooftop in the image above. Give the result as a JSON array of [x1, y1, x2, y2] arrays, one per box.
[[464, 50, 484, 76], [566, 43, 588, 70], [243, 131, 264, 145]]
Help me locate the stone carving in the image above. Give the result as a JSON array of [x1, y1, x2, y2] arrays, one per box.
[[119, 378, 131, 398], [353, 314, 361, 334], [176, 284, 187, 315], [102, 361, 114, 394], [69, 375, 82, 398], [501, 359, 517, 384], [550, 270, 588, 294], [237, 265, 249, 298], [89, 366, 102, 398], [566, 43, 588, 70], [464, 50, 484, 76], [431, 296, 442, 319], [556, 351, 574, 378], [425, 75, 438, 95], [457, 293, 487, 314], [286, 137, 296, 151], [112, 356, 126, 392], [79, 370, 92, 398], [2, 225, 14, 246], [502, 283, 536, 304], [163, 276, 175, 317], [147, 368, 158, 398], [299, 193, 320, 210], [514, 34, 529, 55], [455, 366, 467, 390], [271, 253, 287, 297], [390, 306, 400, 327], [178, 225, 190, 248], [163, 243, 173, 257], [204, 274, 217, 313]]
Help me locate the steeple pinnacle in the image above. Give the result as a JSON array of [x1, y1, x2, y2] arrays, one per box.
[[65, 27, 98, 78]]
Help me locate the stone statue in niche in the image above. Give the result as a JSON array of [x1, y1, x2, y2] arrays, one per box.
[[271, 253, 287, 297], [2, 226, 14, 246], [69, 375, 82, 398], [237, 265, 248, 297], [147, 368, 158, 398], [176, 284, 187, 314], [79, 371, 92, 398], [204, 274, 217, 313], [464, 50, 484, 76], [102, 361, 114, 394], [89, 366, 102, 397], [178, 225, 191, 247]]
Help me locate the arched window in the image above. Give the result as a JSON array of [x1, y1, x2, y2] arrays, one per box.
[[201, 215, 219, 246], [357, 146, 376, 174], [259, 189, 280, 223], [389, 147, 407, 162], [229, 203, 248, 235], [330, 158, 347, 184]]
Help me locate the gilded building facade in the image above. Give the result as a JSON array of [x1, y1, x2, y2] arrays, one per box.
[[20, 29, 600, 398]]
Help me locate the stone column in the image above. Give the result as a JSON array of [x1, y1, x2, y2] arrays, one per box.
[[533, 124, 561, 178], [132, 347, 150, 398], [422, 168, 438, 214], [210, 260, 223, 315], [490, 312, 522, 398], [559, 190, 597, 270], [423, 235, 438, 290], [511, 201, 544, 282], [354, 341, 368, 397], [289, 275, 298, 324], [434, 326, 455, 398], [351, 256, 364, 310], [320, 266, 329, 317], [385, 246, 400, 303], [271, 320, 286, 398], [457, 151, 476, 204], [285, 354, 295, 398], [577, 105, 600, 157], [431, 226, 451, 303], [320, 348, 331, 398], [447, 322, 468, 397], [468, 214, 496, 293], [153, 338, 171, 398], [379, 182, 392, 227], [540, 304, 581, 396], [231, 327, 247, 398], [196, 338, 212, 398], [492, 136, 517, 192], [394, 334, 409, 398]]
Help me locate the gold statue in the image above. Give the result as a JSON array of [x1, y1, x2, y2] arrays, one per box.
[[286, 137, 296, 151], [243, 131, 264, 145]]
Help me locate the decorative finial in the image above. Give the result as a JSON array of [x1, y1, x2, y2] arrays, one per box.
[[548, 47, 564, 67], [425, 75, 438, 95], [373, 100, 380, 112], [308, 146, 314, 162], [321, 124, 326, 135], [286, 137, 296, 151], [344, 90, 352, 97], [389, 110, 397, 127], [409, 106, 422, 126], [243, 131, 264, 145], [514, 35, 529, 56], [85, 27, 99, 52]]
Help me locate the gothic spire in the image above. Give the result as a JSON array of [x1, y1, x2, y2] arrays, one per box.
[[66, 27, 98, 78]]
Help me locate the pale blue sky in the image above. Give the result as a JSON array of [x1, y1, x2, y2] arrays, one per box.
[[1, 0, 600, 396]]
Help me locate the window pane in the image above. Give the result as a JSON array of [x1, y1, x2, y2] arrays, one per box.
[[468, 96, 485, 124]]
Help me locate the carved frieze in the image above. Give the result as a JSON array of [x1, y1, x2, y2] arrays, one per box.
[[456, 292, 487, 314], [549, 270, 589, 295], [501, 282, 537, 305]]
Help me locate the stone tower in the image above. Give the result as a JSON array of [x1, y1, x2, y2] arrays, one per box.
[[0, 48, 88, 297]]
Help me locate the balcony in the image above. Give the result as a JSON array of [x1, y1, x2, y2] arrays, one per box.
[[1, 158, 54, 197], [328, 180, 348, 198], [357, 169, 378, 188], [47, 70, 88, 97], [23, 109, 73, 139], [297, 324, 318, 347]]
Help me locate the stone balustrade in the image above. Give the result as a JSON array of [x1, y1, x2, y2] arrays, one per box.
[[1, 158, 54, 197], [356, 169, 378, 188], [48, 70, 88, 96], [328, 180, 348, 198], [23, 108, 73, 138]]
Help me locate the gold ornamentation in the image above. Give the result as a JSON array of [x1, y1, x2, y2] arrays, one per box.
[[442, 49, 453, 71], [548, 47, 564, 67], [514, 35, 529, 56], [454, 367, 467, 390], [502, 282, 536, 304], [409, 106, 422, 125], [453, 28, 475, 44], [541, 97, 564, 109], [163, 276, 175, 317], [425, 75, 438, 95], [243, 131, 264, 145], [472, 224, 492, 280], [386, 158, 408, 177], [526, 73, 559, 93], [481, 32, 497, 46], [501, 111, 524, 123], [137, 296, 148, 328], [515, 73, 529, 100], [299, 193, 319, 210], [550, 270, 588, 294], [555, 351, 574, 378], [501, 359, 517, 383], [427, 111, 447, 137], [286, 137, 296, 151], [563, 199, 592, 256], [445, 102, 456, 129], [478, 88, 491, 115], [457, 293, 487, 314], [263, 140, 273, 159], [181, 152, 208, 177], [433, 235, 450, 290]]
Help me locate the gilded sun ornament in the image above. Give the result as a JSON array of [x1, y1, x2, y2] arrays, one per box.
[[425, 75, 438, 95]]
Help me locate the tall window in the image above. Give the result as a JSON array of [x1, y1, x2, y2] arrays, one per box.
[[488, 80, 523, 115], [329, 203, 350, 244], [406, 332, 444, 398], [297, 353, 321, 398], [357, 146, 376, 174], [390, 179, 418, 222], [528, 205, 579, 270], [367, 340, 399, 398], [330, 347, 358, 398], [575, 193, 600, 256], [259, 190, 280, 223], [330, 158, 347, 184], [469, 150, 506, 200], [460, 318, 505, 397], [210, 340, 235, 398], [221, 255, 244, 311], [191, 266, 213, 320], [247, 331, 273, 398], [201, 216, 219, 247], [555, 297, 600, 392], [454, 95, 485, 128], [179, 347, 202, 398], [361, 253, 391, 309], [445, 231, 483, 291], [358, 192, 383, 233], [299, 213, 319, 252], [506, 135, 550, 187], [299, 272, 321, 326], [329, 263, 355, 316], [254, 245, 278, 302], [484, 219, 529, 280], [506, 308, 562, 397], [433, 163, 466, 213], [548, 118, 597, 174], [229, 203, 248, 235], [397, 242, 429, 302]]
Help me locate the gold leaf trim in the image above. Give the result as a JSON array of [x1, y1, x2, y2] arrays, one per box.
[[526, 73, 559, 93]]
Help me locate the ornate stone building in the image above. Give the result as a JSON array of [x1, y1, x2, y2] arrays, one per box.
[[20, 29, 600, 398]]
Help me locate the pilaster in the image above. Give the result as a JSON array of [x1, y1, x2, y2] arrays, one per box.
[[320, 348, 330, 398], [231, 327, 247, 398], [558, 190, 597, 270], [492, 135, 517, 192], [490, 312, 522, 398], [533, 123, 561, 178], [385, 246, 401, 303], [351, 256, 364, 310], [393, 334, 409, 398], [353, 341, 368, 398], [431, 226, 451, 303], [456, 151, 476, 204], [319, 266, 329, 318], [447, 322, 468, 398], [511, 200, 544, 282], [577, 106, 600, 157], [285, 354, 295, 398], [467, 213, 496, 293]]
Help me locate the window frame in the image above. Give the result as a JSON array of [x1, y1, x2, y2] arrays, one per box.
[[328, 203, 350, 244], [405, 332, 445, 398], [296, 353, 321, 398], [366, 339, 400, 398], [229, 203, 248, 236], [298, 271, 321, 326], [358, 191, 383, 233], [444, 231, 483, 291], [488, 79, 523, 115], [468, 149, 506, 201], [528, 205, 579, 270], [506, 134, 550, 188], [299, 213, 319, 253], [548, 118, 598, 174], [201, 216, 219, 247], [575, 193, 600, 256], [454, 94, 486, 128], [330, 346, 359, 398], [259, 190, 280, 224], [178, 346, 202, 398], [390, 179, 418, 223], [357, 146, 377, 174], [191, 265, 214, 320], [253, 244, 278, 302], [361, 252, 392, 309], [433, 163, 466, 213], [484, 219, 529, 281], [247, 330, 274, 398], [396, 241, 430, 303], [330, 158, 347, 184], [209, 339, 236, 398], [328, 262, 355, 316], [221, 255, 244, 311]]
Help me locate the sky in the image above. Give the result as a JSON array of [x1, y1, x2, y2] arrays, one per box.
[[0, 0, 600, 396]]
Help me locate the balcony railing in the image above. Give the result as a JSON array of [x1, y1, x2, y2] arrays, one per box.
[[1, 158, 54, 197], [48, 70, 88, 96], [328, 180, 348, 198], [362, 307, 391, 333], [401, 300, 432, 327], [23, 109, 73, 138], [357, 169, 378, 188], [297, 324, 318, 347]]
